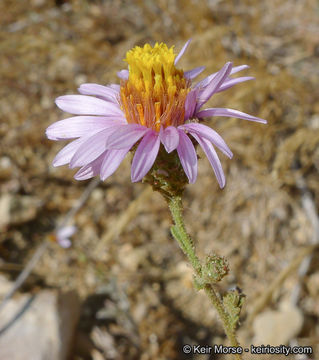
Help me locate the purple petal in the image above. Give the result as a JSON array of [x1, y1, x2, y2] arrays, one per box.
[[194, 73, 215, 89], [131, 131, 160, 182], [78, 84, 120, 103], [107, 124, 150, 149], [191, 133, 225, 188], [55, 95, 123, 117], [70, 125, 123, 168], [46, 116, 125, 140], [230, 65, 249, 75], [184, 90, 198, 120], [176, 129, 197, 184], [56, 225, 77, 239], [117, 70, 129, 80], [196, 62, 233, 111], [57, 237, 72, 248], [53, 137, 88, 167], [184, 66, 205, 80], [174, 39, 191, 65], [217, 76, 254, 93], [100, 147, 130, 181], [179, 123, 233, 158], [197, 108, 267, 124], [210, 65, 250, 83], [160, 126, 179, 153], [109, 84, 120, 91], [194, 64, 248, 90], [74, 153, 105, 180]]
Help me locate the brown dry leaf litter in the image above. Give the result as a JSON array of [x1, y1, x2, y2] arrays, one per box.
[[0, 0, 318, 359]]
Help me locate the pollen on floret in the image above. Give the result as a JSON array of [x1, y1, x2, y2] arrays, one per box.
[[120, 42, 191, 132]]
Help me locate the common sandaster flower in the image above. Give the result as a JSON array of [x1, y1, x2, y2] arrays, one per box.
[[46, 40, 266, 187]]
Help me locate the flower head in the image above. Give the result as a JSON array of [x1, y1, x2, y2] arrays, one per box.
[[49, 225, 77, 248], [120, 43, 189, 132], [46, 40, 266, 188]]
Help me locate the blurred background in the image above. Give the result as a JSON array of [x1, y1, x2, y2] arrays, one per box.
[[0, 0, 318, 359]]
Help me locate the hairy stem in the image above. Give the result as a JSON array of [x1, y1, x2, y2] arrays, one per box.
[[168, 195, 242, 360]]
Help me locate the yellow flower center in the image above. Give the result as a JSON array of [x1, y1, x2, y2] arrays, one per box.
[[120, 42, 190, 132]]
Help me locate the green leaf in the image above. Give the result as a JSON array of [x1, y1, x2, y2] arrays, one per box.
[[223, 289, 245, 330]]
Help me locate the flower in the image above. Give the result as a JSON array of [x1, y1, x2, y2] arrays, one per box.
[[46, 40, 266, 188], [54, 225, 77, 248]]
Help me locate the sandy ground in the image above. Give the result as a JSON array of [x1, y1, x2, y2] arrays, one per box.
[[0, 0, 318, 359]]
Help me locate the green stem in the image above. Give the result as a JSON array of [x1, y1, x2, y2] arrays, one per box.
[[168, 196, 201, 274], [168, 195, 242, 360], [203, 284, 242, 360]]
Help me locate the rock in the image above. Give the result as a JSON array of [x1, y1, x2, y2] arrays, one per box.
[[0, 276, 80, 360], [253, 301, 303, 345]]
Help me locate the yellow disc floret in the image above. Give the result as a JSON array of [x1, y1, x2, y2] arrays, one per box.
[[120, 42, 190, 131]]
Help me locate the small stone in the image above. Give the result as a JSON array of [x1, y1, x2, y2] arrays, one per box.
[[0, 276, 80, 360], [253, 301, 303, 345]]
